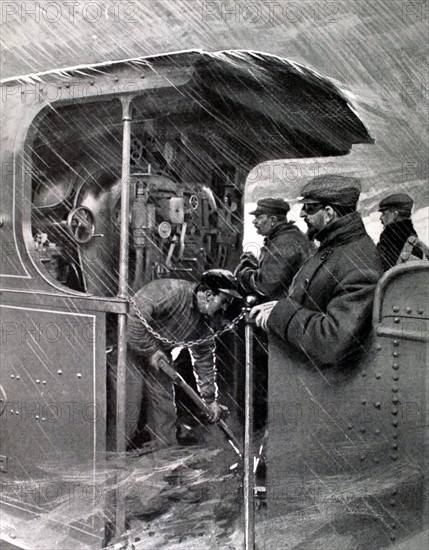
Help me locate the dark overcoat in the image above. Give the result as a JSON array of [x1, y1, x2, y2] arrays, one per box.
[[268, 212, 382, 370], [237, 221, 312, 299], [377, 219, 419, 271]]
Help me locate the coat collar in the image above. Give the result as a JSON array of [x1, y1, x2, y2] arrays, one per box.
[[316, 212, 367, 250], [264, 220, 297, 243], [380, 219, 416, 241]]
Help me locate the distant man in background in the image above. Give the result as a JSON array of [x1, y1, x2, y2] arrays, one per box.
[[235, 198, 312, 300], [377, 193, 421, 271]]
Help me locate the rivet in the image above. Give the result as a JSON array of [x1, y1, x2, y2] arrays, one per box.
[[360, 456, 366, 461], [360, 427, 366, 433], [392, 420, 399, 427], [347, 423, 353, 430], [374, 429, 380, 435], [394, 318, 400, 324], [374, 458, 379, 464], [390, 535, 396, 541], [393, 340, 399, 347], [21, 90, 25, 94], [392, 444, 398, 450], [36, 379, 40, 384], [375, 373, 381, 379], [393, 375, 399, 381], [392, 490, 398, 496], [16, 375, 20, 380], [77, 373, 82, 378], [361, 399, 367, 405], [35, 415, 39, 420], [391, 523, 396, 529], [57, 85, 62, 90], [42, 380, 46, 385], [361, 371, 367, 377], [390, 499, 396, 507], [391, 455, 398, 461], [15, 411, 19, 415], [417, 309, 424, 315], [393, 433, 398, 440], [10, 410, 14, 414], [42, 417, 46, 421], [391, 408, 398, 415], [392, 397, 399, 404], [376, 344, 382, 350], [65, 84, 70, 89], [406, 307, 412, 314], [140, 73, 145, 79], [57, 370, 62, 375], [392, 387, 398, 393], [393, 351, 399, 357], [392, 364, 399, 370], [90, 81, 95, 86], [374, 402, 381, 409], [114, 77, 119, 82], [393, 306, 400, 313]]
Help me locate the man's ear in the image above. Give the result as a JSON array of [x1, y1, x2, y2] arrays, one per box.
[[324, 205, 336, 222], [393, 210, 399, 222], [205, 289, 213, 301]]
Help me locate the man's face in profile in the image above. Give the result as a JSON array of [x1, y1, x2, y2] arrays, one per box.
[[300, 202, 327, 240], [252, 214, 274, 237]]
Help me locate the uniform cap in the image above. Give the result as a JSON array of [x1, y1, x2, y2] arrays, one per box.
[[378, 193, 413, 214], [249, 198, 290, 216], [200, 269, 242, 299], [300, 175, 361, 208]]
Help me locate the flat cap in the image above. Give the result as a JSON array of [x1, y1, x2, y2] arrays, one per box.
[[300, 175, 362, 208], [200, 269, 242, 299], [249, 198, 290, 217], [379, 193, 413, 213]]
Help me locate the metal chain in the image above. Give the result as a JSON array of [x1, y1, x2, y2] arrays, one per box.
[[129, 296, 245, 348]]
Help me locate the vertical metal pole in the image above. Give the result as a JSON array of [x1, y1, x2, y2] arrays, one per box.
[[115, 96, 133, 536], [244, 296, 257, 550]]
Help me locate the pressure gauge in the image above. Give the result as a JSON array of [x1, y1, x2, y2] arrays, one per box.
[[189, 195, 199, 210], [158, 221, 172, 239]]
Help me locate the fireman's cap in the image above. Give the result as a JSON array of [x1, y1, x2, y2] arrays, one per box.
[[379, 193, 413, 214], [300, 175, 361, 208], [249, 198, 290, 217], [200, 269, 242, 299]]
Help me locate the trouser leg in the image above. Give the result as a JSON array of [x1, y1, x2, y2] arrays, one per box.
[[143, 365, 177, 446]]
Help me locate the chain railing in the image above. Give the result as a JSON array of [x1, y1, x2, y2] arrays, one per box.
[[129, 296, 245, 348]]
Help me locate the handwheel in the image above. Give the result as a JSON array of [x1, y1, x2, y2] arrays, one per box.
[[67, 206, 95, 244]]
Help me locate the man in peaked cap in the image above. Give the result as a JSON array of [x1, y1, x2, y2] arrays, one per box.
[[250, 174, 382, 370], [236, 197, 312, 300], [377, 193, 421, 271], [298, 174, 362, 239], [108, 270, 242, 449]]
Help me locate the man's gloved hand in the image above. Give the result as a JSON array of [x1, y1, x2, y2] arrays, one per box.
[[249, 300, 278, 332], [237, 251, 258, 270], [147, 349, 170, 371], [204, 401, 227, 423]]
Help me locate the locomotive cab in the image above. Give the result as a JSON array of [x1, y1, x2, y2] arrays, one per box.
[[6, 50, 423, 549]]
